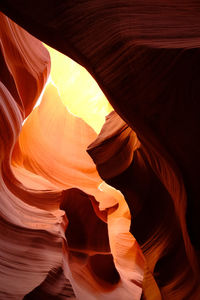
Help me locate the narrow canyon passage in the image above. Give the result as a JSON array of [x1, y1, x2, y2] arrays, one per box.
[[0, 2, 200, 299]]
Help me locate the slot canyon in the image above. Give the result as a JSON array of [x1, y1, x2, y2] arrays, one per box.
[[0, 1, 200, 299]]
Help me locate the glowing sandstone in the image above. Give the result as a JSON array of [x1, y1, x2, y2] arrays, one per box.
[[0, 12, 144, 300], [1, 1, 200, 299], [45, 44, 113, 134]]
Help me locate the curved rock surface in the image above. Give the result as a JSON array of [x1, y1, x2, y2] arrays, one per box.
[[0, 11, 143, 299], [0, 2, 200, 299]]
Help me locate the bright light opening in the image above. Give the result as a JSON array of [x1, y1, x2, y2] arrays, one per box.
[[44, 44, 113, 133]]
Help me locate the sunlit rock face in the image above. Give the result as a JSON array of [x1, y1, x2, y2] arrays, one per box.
[[44, 44, 113, 134], [0, 12, 144, 300], [0, 1, 200, 299]]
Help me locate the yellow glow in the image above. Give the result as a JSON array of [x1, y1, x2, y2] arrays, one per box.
[[44, 44, 113, 133]]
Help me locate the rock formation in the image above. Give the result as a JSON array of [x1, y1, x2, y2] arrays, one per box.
[[0, 2, 200, 299]]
